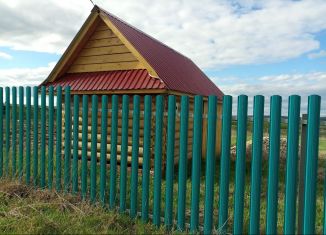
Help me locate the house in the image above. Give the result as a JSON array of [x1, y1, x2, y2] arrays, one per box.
[[40, 5, 224, 167]]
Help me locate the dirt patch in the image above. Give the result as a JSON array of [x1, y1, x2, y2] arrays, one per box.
[[0, 181, 31, 198]]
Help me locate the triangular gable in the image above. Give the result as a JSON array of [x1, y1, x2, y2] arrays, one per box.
[[44, 6, 159, 84]]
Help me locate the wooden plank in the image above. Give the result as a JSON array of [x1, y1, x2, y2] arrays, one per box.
[[90, 30, 115, 40], [68, 61, 144, 73], [74, 53, 137, 65], [84, 37, 122, 48], [78, 45, 130, 57]]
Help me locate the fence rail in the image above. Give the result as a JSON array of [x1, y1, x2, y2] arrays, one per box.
[[0, 86, 324, 234]]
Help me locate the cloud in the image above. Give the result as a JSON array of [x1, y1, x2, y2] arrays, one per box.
[[0, 52, 12, 60], [0, 0, 326, 69], [214, 72, 326, 115], [0, 62, 55, 87], [308, 50, 326, 59]]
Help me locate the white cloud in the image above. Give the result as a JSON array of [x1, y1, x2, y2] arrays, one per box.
[[0, 0, 325, 68], [0, 62, 55, 87], [214, 72, 326, 115], [0, 52, 12, 60], [308, 50, 326, 59]]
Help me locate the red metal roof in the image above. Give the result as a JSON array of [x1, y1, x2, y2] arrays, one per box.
[[47, 69, 166, 91], [100, 7, 224, 99]]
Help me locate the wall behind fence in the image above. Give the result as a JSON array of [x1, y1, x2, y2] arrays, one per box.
[[0, 86, 325, 234]]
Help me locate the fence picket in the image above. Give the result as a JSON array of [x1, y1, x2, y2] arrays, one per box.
[[40, 86, 46, 188], [90, 95, 98, 203], [55, 86, 62, 191], [218, 95, 232, 233], [0, 88, 3, 177], [233, 95, 248, 234], [204, 95, 217, 234], [12, 87, 17, 178], [284, 95, 301, 234], [26, 87, 31, 185], [141, 95, 152, 222], [100, 95, 108, 205], [303, 95, 321, 234], [18, 87, 24, 181], [64, 87, 71, 192], [48, 86, 54, 189], [81, 95, 88, 199], [33, 86, 38, 186], [72, 95, 79, 194], [266, 95, 282, 234], [249, 95, 264, 234], [177, 95, 189, 231], [5, 87, 10, 177], [190, 95, 203, 232], [130, 95, 140, 218]]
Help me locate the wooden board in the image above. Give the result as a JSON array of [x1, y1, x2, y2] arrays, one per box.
[[68, 61, 145, 73], [78, 45, 130, 57], [74, 53, 137, 65]]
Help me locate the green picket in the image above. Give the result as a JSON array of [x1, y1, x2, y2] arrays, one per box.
[[12, 87, 17, 178], [266, 95, 282, 234], [48, 86, 54, 189], [303, 95, 321, 234], [284, 95, 301, 234], [153, 95, 164, 227], [165, 95, 176, 229], [5, 87, 10, 177], [81, 95, 88, 199], [233, 95, 248, 234], [33, 86, 38, 186], [55, 86, 62, 191], [26, 87, 31, 185], [141, 95, 152, 222], [18, 87, 24, 181], [120, 95, 129, 212], [0, 88, 3, 177], [130, 95, 140, 218], [64, 87, 71, 192], [190, 95, 203, 232], [249, 95, 265, 234], [72, 95, 79, 194], [203, 96, 217, 234], [90, 95, 98, 203], [100, 95, 108, 205], [40, 86, 46, 188], [109, 95, 118, 209], [177, 96, 189, 231], [218, 95, 232, 233]]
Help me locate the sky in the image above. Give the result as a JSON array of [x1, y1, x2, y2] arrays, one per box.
[[0, 0, 325, 115]]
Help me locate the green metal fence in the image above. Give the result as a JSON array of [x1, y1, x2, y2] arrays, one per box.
[[0, 86, 324, 234]]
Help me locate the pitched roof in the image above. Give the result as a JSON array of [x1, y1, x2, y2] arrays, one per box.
[[42, 5, 223, 98]]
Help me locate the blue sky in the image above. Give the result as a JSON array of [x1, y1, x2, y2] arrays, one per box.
[[0, 0, 325, 114]]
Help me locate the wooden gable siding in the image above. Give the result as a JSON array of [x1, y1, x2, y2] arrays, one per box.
[[67, 21, 146, 73]]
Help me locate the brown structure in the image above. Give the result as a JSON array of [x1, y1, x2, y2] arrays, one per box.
[[40, 5, 224, 167]]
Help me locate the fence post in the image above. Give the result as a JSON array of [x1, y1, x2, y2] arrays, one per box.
[[90, 95, 98, 203], [18, 86, 24, 181], [12, 87, 17, 178], [233, 95, 248, 234], [177, 96, 189, 231], [303, 95, 321, 234], [0, 88, 3, 177], [48, 86, 54, 189], [249, 95, 264, 234], [218, 95, 232, 233], [153, 95, 164, 227], [204, 95, 217, 234], [55, 86, 62, 191], [40, 86, 46, 188], [266, 95, 282, 234], [72, 95, 79, 194], [297, 113, 307, 234], [64, 86, 71, 193], [81, 95, 88, 199], [33, 86, 38, 186], [284, 95, 301, 234], [130, 95, 140, 218], [165, 95, 176, 229], [100, 95, 108, 205], [5, 87, 10, 177], [141, 95, 152, 222], [190, 95, 203, 232], [26, 87, 31, 185], [109, 95, 118, 209]]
